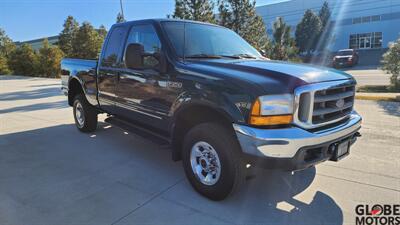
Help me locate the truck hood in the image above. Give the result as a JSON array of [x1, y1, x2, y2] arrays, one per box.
[[186, 59, 353, 85]]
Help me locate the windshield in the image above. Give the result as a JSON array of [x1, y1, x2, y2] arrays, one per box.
[[161, 21, 261, 59], [337, 50, 353, 56]]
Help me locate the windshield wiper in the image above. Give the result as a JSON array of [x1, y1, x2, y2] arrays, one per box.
[[185, 54, 222, 59], [185, 53, 257, 59], [232, 53, 257, 59], [219, 55, 242, 59]]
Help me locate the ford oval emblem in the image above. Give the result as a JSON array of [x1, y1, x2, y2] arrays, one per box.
[[336, 99, 345, 108]]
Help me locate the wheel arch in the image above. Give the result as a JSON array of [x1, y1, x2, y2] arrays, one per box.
[[170, 102, 238, 161], [68, 77, 84, 106]]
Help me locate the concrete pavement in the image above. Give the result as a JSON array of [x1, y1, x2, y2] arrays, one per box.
[[342, 68, 391, 86], [0, 75, 399, 225]]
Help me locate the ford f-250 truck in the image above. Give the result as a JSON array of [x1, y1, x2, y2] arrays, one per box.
[[61, 19, 362, 200]]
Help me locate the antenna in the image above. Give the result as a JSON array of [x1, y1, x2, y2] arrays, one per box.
[[120, 0, 125, 20]]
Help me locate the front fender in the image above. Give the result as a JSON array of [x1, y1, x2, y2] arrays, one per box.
[[168, 90, 249, 161], [169, 90, 249, 129]]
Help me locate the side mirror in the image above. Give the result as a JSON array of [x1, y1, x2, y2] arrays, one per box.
[[125, 43, 144, 69]]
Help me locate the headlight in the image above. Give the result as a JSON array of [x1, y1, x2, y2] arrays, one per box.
[[249, 94, 294, 126]]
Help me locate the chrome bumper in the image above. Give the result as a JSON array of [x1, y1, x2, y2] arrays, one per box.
[[233, 111, 362, 158]]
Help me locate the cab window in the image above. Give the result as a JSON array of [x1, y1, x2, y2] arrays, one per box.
[[126, 25, 161, 68], [101, 27, 127, 67]]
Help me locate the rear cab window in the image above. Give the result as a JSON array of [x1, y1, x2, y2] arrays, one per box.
[[100, 26, 128, 67]]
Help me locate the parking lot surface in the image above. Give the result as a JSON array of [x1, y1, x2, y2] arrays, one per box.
[[343, 68, 391, 86], [1, 75, 399, 225]]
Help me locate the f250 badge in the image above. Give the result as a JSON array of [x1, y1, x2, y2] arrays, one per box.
[[167, 81, 182, 88]]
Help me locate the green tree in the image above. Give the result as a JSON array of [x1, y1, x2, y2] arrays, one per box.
[[382, 38, 400, 91], [0, 28, 16, 58], [295, 9, 322, 55], [37, 39, 64, 78], [0, 28, 16, 74], [218, 0, 268, 50], [8, 44, 38, 76], [98, 25, 108, 40], [267, 17, 298, 60], [71, 22, 103, 59], [58, 16, 79, 57], [116, 12, 126, 23], [318, 1, 330, 28], [317, 1, 331, 51], [172, 0, 216, 23], [0, 55, 10, 74]]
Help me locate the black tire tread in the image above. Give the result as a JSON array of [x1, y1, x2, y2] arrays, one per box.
[[182, 122, 244, 201], [73, 94, 98, 132]]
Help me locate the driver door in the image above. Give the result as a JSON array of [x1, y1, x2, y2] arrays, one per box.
[[115, 24, 172, 130]]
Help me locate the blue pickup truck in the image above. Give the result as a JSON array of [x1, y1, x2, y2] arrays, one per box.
[[61, 19, 362, 200]]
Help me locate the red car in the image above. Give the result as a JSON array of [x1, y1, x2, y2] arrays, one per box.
[[333, 49, 359, 68]]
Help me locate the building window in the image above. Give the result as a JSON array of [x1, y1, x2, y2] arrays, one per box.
[[352, 15, 381, 24], [349, 34, 358, 49], [372, 32, 382, 48], [371, 15, 381, 22], [352, 17, 362, 24], [362, 16, 371, 23], [349, 32, 382, 49]]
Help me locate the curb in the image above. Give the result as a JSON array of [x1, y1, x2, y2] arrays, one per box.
[[355, 94, 400, 102]]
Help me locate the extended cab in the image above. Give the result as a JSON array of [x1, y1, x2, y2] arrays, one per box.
[[61, 19, 362, 200]]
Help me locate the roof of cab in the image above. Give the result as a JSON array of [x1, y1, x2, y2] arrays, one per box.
[[111, 18, 223, 28], [339, 49, 354, 52]]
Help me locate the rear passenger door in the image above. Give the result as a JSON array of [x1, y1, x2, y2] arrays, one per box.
[[97, 26, 127, 114]]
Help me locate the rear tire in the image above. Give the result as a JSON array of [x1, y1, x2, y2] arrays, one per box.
[[182, 122, 245, 200], [73, 94, 98, 132]]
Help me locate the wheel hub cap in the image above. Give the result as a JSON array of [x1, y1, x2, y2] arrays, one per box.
[[190, 141, 221, 186], [75, 102, 85, 127]]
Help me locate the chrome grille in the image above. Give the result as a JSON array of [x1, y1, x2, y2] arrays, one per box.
[[294, 80, 356, 129], [313, 85, 355, 124]]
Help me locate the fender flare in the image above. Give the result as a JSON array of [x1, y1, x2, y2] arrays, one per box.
[[168, 92, 246, 161]]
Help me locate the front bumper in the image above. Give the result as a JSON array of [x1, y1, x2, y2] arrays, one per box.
[[333, 60, 353, 67], [234, 111, 362, 171]]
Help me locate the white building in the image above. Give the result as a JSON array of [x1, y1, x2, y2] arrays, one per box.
[[256, 0, 400, 53]]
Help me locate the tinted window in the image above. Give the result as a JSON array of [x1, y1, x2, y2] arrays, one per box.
[[338, 50, 353, 56], [101, 27, 127, 67], [126, 25, 161, 67], [162, 22, 184, 57], [162, 21, 261, 58]]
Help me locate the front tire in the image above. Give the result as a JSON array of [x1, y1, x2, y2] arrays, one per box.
[[73, 94, 98, 132], [182, 122, 244, 200]]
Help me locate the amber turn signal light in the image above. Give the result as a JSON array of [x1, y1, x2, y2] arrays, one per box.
[[249, 99, 293, 125], [249, 114, 293, 126]]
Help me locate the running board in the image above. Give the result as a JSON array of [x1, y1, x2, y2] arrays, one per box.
[[104, 116, 170, 146]]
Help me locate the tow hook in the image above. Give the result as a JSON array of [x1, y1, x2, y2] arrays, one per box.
[[350, 132, 361, 145]]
